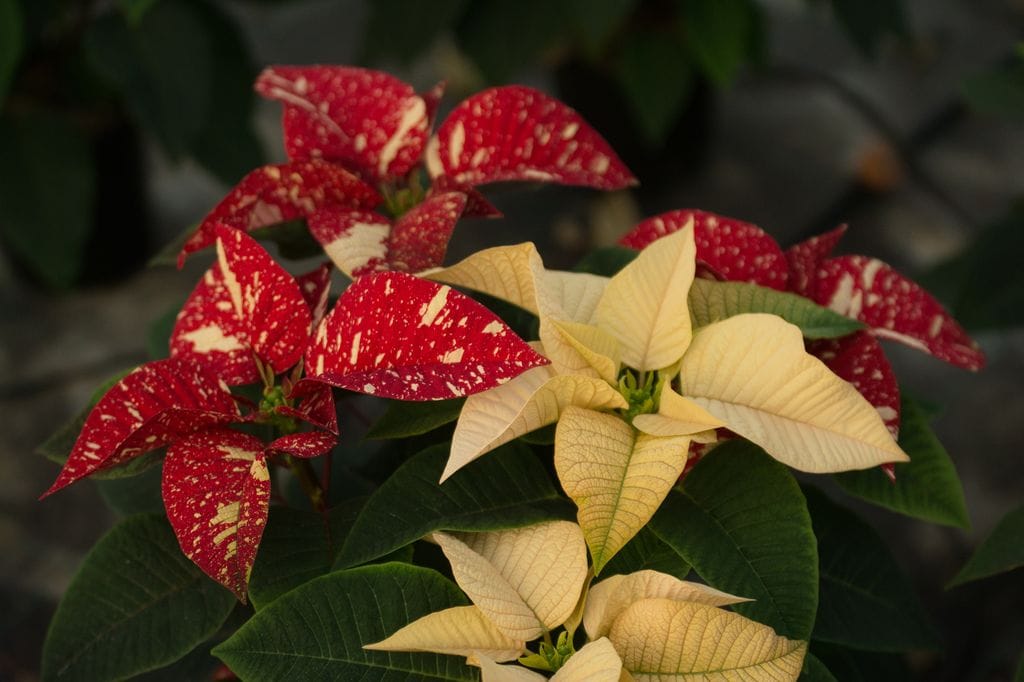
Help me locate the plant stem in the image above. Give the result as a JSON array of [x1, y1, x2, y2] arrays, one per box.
[[286, 454, 326, 513]]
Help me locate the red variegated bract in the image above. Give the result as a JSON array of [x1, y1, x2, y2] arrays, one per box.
[[809, 331, 901, 439], [429, 175, 503, 218], [305, 271, 548, 401], [162, 428, 270, 601], [620, 209, 789, 291], [785, 224, 848, 297], [267, 431, 337, 459], [295, 263, 333, 331], [811, 255, 985, 370], [426, 85, 636, 190], [178, 160, 381, 265], [171, 226, 313, 385], [308, 207, 391, 278], [387, 191, 467, 272], [256, 66, 430, 183], [40, 358, 241, 499], [281, 380, 339, 435]]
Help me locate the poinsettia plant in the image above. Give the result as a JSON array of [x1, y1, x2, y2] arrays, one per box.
[[38, 65, 993, 682]]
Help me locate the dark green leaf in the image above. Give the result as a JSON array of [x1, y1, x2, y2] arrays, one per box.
[[37, 370, 163, 481], [562, 0, 637, 54], [613, 27, 694, 146], [573, 246, 638, 277], [146, 303, 183, 360], [149, 222, 198, 267], [455, 0, 567, 83], [85, 3, 212, 159], [337, 442, 574, 568], [688, 278, 865, 338], [649, 440, 818, 639], [0, 112, 95, 289], [920, 207, 1024, 331], [249, 219, 323, 260], [1016, 650, 1024, 682], [830, 0, 909, 57], [248, 502, 363, 610], [0, 0, 23, 104], [117, 0, 158, 25], [800, 652, 839, 682], [834, 395, 969, 528], [600, 525, 691, 580], [804, 485, 941, 651], [949, 502, 1024, 587], [366, 398, 465, 440], [363, 0, 469, 65], [41, 514, 236, 681], [213, 564, 480, 681], [95, 463, 165, 516], [679, 0, 759, 84], [809, 642, 909, 682], [963, 63, 1024, 119]]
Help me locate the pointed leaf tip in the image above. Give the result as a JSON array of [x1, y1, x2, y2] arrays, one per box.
[[162, 428, 271, 600], [257, 65, 429, 182], [428, 85, 635, 190], [41, 358, 240, 499], [306, 271, 547, 401]]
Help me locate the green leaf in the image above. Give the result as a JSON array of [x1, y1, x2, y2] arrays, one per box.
[[963, 63, 1024, 119], [117, 0, 158, 25], [0, 112, 95, 289], [920, 207, 1024, 331], [573, 246, 638, 277], [366, 398, 465, 440], [562, 0, 638, 54], [612, 28, 694, 146], [146, 302, 183, 360], [249, 219, 324, 260], [809, 642, 909, 682], [800, 652, 839, 682], [41, 514, 236, 681], [688, 278, 865, 339], [363, 0, 469, 64], [678, 0, 760, 85], [213, 564, 480, 681], [830, 0, 909, 57], [0, 0, 23, 104], [834, 395, 969, 528], [337, 442, 574, 568], [949, 502, 1024, 587], [600, 525, 691, 580], [85, 3, 212, 159], [37, 370, 163, 481], [95, 464, 165, 516], [248, 502, 363, 610], [648, 439, 818, 639], [803, 485, 941, 651], [455, 0, 567, 83], [1016, 650, 1024, 682]]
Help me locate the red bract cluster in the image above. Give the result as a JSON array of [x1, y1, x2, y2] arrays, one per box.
[[43, 226, 544, 599], [621, 209, 985, 442], [178, 65, 636, 277]]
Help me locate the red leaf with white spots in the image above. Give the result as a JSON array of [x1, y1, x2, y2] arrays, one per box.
[[620, 209, 789, 291], [422, 81, 446, 130], [810, 255, 985, 370], [785, 225, 848, 297], [267, 431, 337, 458], [256, 66, 429, 183], [430, 175, 503, 218], [162, 429, 270, 601], [171, 226, 312, 385], [40, 358, 241, 498], [308, 207, 392, 278], [426, 85, 636, 190], [281, 380, 339, 435], [388, 191, 467, 272], [296, 263, 333, 331], [305, 271, 548, 401], [179, 160, 381, 265], [809, 331, 901, 439]]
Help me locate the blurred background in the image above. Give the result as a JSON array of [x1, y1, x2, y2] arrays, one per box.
[[1, 0, 1022, 679]]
